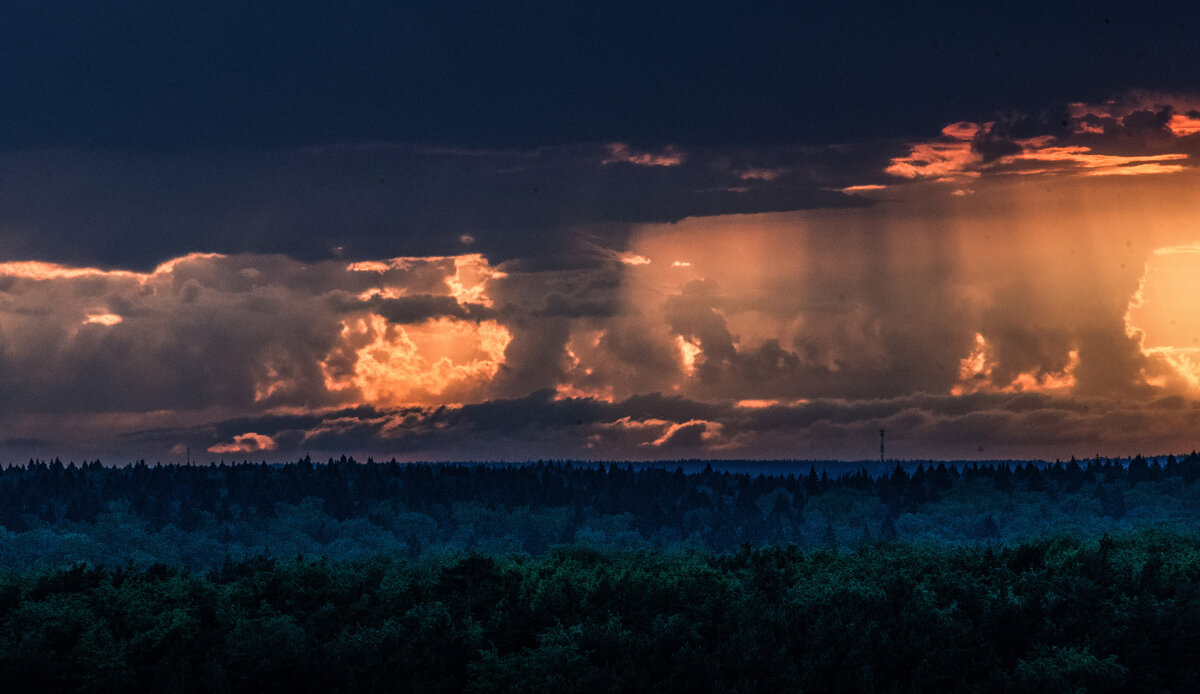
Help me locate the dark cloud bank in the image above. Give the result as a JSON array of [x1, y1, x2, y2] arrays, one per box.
[[123, 389, 1200, 463], [0, 144, 876, 271]]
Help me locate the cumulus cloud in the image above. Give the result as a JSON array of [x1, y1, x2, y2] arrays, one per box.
[[7, 94, 1200, 462], [0, 253, 513, 429], [6, 163, 1200, 463]]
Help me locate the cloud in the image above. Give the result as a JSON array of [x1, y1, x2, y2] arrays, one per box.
[[885, 122, 982, 179], [881, 93, 1200, 184], [7, 158, 1200, 463], [113, 388, 1200, 463], [0, 252, 518, 421], [321, 314, 512, 407], [602, 143, 684, 167], [9, 93, 1200, 462], [1125, 244, 1200, 392], [208, 432, 277, 455], [0, 144, 873, 273], [82, 312, 123, 326]]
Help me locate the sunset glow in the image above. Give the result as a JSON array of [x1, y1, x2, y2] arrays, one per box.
[[951, 334, 1079, 396], [5, 85, 1200, 461], [1126, 245, 1200, 391], [13, 8, 1200, 690], [208, 432, 277, 454], [321, 314, 511, 407], [83, 313, 123, 326]]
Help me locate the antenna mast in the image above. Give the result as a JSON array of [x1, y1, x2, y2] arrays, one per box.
[[880, 429, 885, 463]]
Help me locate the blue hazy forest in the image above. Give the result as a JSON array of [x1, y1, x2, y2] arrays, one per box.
[[4, 454, 1200, 691]]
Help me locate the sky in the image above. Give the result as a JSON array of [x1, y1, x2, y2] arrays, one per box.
[[4, 2, 1200, 462]]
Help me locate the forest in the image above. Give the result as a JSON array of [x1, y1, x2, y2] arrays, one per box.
[[2, 454, 1200, 691], [0, 453, 1193, 568]]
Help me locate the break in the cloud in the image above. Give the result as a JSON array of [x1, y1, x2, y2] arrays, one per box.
[[7, 92, 1200, 462], [876, 93, 1200, 185]]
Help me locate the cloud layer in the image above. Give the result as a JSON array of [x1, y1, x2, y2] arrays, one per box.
[[6, 93, 1200, 462], [0, 144, 875, 272]]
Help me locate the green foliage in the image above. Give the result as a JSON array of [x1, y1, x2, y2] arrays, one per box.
[[0, 531, 1198, 691]]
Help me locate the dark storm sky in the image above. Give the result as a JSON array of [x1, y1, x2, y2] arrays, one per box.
[[2, 1, 1191, 152], [1, 0, 1194, 269], [5, 1, 1200, 462]]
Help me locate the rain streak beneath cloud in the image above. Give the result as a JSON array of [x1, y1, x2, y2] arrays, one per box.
[[5, 94, 1200, 461]]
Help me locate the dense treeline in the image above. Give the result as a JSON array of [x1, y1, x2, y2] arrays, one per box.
[[4, 456, 1199, 690], [2, 530, 1197, 692], [1, 453, 1199, 568]]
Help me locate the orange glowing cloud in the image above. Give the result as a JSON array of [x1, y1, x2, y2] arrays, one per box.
[[0, 261, 142, 282], [347, 253, 505, 307], [0, 252, 226, 285], [151, 252, 228, 275], [644, 419, 727, 449], [83, 313, 122, 326], [735, 399, 778, 408], [676, 336, 701, 376], [1125, 245, 1200, 391], [208, 432, 277, 454], [951, 333, 1078, 396], [839, 184, 888, 194], [446, 255, 507, 305], [346, 260, 396, 273], [1168, 114, 1200, 136], [617, 252, 651, 266], [881, 95, 1200, 185], [0, 249, 526, 430], [580, 416, 729, 451], [1008, 147, 1187, 177], [321, 314, 511, 407], [555, 329, 617, 403], [885, 121, 983, 180], [583, 416, 672, 449], [887, 131, 1188, 181]]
